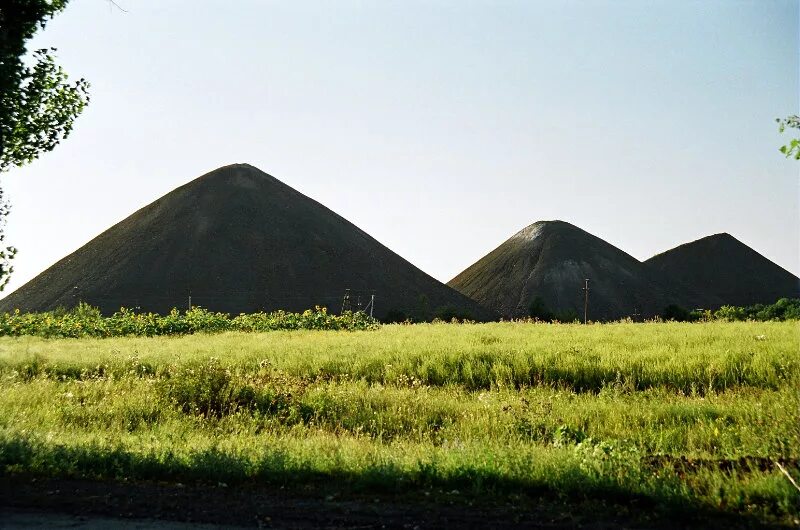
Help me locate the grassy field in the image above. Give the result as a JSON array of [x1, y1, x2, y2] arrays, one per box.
[[0, 321, 798, 525]]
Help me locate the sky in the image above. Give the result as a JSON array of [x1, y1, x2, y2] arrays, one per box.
[[2, 0, 798, 297]]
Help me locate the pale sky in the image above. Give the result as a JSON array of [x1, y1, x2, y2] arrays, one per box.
[[2, 0, 799, 298]]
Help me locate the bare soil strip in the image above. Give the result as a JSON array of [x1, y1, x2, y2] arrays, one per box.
[[0, 476, 785, 529]]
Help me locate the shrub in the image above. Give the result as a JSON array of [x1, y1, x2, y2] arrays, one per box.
[[713, 305, 746, 321], [662, 304, 692, 322], [157, 359, 309, 421], [753, 297, 800, 321], [433, 305, 473, 322], [157, 359, 253, 418], [554, 308, 580, 323], [528, 296, 555, 322], [383, 309, 409, 324], [712, 299, 800, 322], [0, 305, 379, 338]]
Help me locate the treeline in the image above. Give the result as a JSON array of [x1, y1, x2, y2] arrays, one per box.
[[527, 296, 580, 323], [663, 297, 800, 322], [527, 296, 800, 323], [1, 297, 796, 338], [0, 304, 379, 338]]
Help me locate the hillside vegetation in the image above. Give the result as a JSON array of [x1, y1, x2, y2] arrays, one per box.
[[0, 322, 798, 526]]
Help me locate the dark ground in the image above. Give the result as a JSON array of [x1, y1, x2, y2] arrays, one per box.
[[0, 476, 791, 529]]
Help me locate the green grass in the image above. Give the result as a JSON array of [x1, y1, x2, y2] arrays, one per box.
[[0, 321, 798, 524]]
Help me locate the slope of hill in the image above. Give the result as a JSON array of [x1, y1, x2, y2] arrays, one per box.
[[645, 233, 800, 308], [448, 220, 691, 320], [0, 164, 493, 321]]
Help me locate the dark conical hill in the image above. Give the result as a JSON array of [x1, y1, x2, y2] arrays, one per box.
[[448, 220, 691, 320], [0, 164, 493, 320], [645, 233, 800, 308]]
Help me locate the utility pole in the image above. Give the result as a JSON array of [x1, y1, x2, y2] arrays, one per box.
[[582, 279, 589, 324], [370, 291, 375, 318], [341, 289, 351, 313], [188, 290, 192, 310]]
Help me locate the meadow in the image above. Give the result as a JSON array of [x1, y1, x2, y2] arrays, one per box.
[[0, 321, 798, 525]]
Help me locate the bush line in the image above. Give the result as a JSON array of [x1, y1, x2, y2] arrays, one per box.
[[0, 303, 378, 338]]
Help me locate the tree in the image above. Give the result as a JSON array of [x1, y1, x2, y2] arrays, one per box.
[[0, 1, 90, 289], [528, 296, 554, 322], [661, 304, 691, 322], [776, 115, 800, 160]]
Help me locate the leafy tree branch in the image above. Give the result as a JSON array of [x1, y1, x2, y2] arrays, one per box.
[[0, 0, 91, 289], [776, 115, 800, 160]]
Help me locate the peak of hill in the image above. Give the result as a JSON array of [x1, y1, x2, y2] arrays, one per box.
[[448, 220, 687, 320], [0, 164, 493, 321], [645, 233, 800, 308]]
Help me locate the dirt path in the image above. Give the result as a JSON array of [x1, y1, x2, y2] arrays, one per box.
[[1, 510, 221, 529], [0, 476, 783, 529]]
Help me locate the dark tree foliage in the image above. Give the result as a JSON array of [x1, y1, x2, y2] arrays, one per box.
[[661, 304, 691, 322], [715, 297, 800, 321], [528, 296, 554, 322], [527, 297, 580, 323], [433, 305, 473, 322], [777, 115, 799, 160], [0, 0, 90, 288], [382, 309, 409, 324], [555, 308, 580, 323]]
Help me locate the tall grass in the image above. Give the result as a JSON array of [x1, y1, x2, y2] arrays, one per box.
[[3, 321, 795, 393], [0, 321, 797, 524]]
